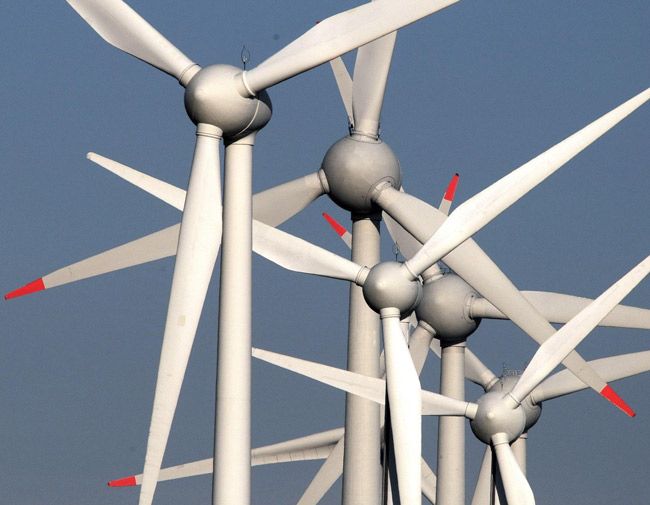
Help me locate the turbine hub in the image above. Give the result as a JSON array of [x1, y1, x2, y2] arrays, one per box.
[[362, 261, 421, 318], [470, 376, 527, 444], [184, 64, 272, 141], [415, 273, 480, 344], [321, 135, 401, 213]]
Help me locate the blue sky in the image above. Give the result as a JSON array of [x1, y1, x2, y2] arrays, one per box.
[[1, 1, 649, 504]]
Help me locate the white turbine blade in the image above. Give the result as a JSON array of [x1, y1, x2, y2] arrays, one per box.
[[510, 256, 650, 406], [108, 430, 341, 486], [297, 438, 345, 505], [252, 220, 366, 284], [138, 129, 222, 505], [67, 0, 198, 84], [464, 348, 498, 391], [244, 0, 459, 93], [329, 57, 354, 125], [252, 172, 327, 227], [382, 310, 421, 505], [405, 89, 650, 277], [491, 434, 535, 505], [472, 290, 650, 330], [408, 324, 435, 375], [253, 347, 386, 405], [531, 350, 650, 404], [470, 446, 493, 505], [421, 458, 437, 504], [5, 224, 180, 300], [87, 153, 186, 210], [376, 185, 635, 415], [351, 32, 397, 136], [438, 173, 460, 216]]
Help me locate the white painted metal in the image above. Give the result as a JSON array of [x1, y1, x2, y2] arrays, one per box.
[[352, 33, 397, 137], [342, 216, 382, 505], [381, 308, 422, 505], [470, 447, 493, 505], [329, 57, 354, 125], [471, 290, 650, 329], [298, 439, 345, 505], [509, 255, 650, 405], [66, 0, 199, 83], [139, 124, 222, 505], [531, 350, 650, 403], [213, 135, 255, 505], [374, 185, 629, 410], [436, 342, 466, 505], [512, 434, 527, 476], [404, 88, 650, 278], [88, 152, 186, 209], [243, 0, 459, 94], [491, 433, 535, 505]]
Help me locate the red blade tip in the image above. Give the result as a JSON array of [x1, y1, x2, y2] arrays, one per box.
[[107, 475, 137, 487], [5, 278, 45, 300], [443, 173, 460, 202], [601, 385, 636, 417], [322, 212, 347, 237]]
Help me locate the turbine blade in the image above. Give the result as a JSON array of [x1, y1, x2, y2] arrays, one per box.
[[464, 348, 498, 391], [138, 127, 222, 505], [405, 89, 650, 277], [375, 185, 635, 415], [421, 458, 438, 504], [471, 290, 650, 329], [253, 347, 386, 406], [322, 212, 352, 249], [408, 324, 435, 375], [470, 446, 493, 505], [252, 172, 326, 227], [67, 0, 198, 84], [491, 434, 535, 505], [297, 438, 345, 505], [252, 220, 365, 283], [87, 152, 186, 210], [531, 350, 650, 403], [244, 0, 459, 93], [329, 57, 354, 125], [108, 429, 342, 486], [351, 32, 397, 137], [5, 224, 180, 300], [438, 173, 460, 216], [382, 310, 421, 505], [510, 256, 650, 407]]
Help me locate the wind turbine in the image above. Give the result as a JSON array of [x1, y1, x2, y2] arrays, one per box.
[[253, 255, 650, 505], [7, 83, 649, 502], [53, 1, 467, 504]]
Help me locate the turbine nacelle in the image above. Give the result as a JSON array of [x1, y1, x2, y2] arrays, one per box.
[[184, 64, 272, 140], [470, 375, 542, 444], [320, 135, 401, 213], [362, 261, 421, 318], [415, 273, 481, 343]]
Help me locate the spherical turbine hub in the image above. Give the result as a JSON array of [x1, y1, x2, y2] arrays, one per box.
[[415, 273, 480, 344], [362, 261, 421, 318], [470, 377, 527, 445], [321, 135, 401, 213], [184, 64, 272, 141]]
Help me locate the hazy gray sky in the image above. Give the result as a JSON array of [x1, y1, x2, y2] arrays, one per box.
[[1, 1, 649, 504]]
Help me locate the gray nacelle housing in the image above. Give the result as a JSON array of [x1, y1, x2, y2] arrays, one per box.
[[415, 273, 480, 343], [184, 64, 272, 141], [321, 135, 401, 213]]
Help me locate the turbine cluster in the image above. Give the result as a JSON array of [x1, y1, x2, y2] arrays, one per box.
[[5, 2, 650, 505]]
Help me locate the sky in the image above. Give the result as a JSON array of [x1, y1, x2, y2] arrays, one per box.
[[1, 1, 649, 504]]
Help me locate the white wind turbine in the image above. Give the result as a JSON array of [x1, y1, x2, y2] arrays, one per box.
[[253, 255, 650, 505], [7, 84, 650, 502], [54, 1, 466, 504]]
